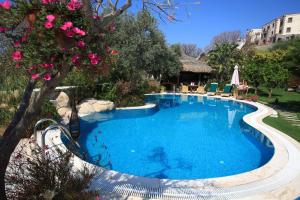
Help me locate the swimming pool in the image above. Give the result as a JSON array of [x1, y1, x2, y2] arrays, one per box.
[[78, 94, 274, 180]]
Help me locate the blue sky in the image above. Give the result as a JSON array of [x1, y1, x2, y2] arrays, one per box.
[[151, 0, 300, 48], [2, 0, 300, 48]]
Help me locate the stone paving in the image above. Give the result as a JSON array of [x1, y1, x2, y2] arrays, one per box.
[[278, 110, 300, 127]]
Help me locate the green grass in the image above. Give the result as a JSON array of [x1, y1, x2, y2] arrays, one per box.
[[248, 87, 300, 142], [248, 87, 300, 116], [263, 116, 300, 142]]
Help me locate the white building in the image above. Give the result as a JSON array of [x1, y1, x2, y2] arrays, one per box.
[[247, 13, 300, 45], [246, 29, 262, 44]]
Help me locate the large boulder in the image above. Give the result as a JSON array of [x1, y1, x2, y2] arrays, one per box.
[[77, 99, 114, 116], [54, 92, 70, 109], [53, 92, 71, 124]]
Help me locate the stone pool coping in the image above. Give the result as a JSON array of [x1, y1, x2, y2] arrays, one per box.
[[42, 93, 300, 199]]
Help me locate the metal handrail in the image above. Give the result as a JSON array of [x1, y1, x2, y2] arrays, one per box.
[[34, 118, 58, 141], [33, 118, 80, 158]]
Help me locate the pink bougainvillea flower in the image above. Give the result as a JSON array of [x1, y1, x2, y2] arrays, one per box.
[[0, 0, 11, 10], [76, 40, 85, 48], [44, 21, 53, 29], [31, 74, 40, 80], [12, 50, 22, 61], [67, 0, 82, 11], [42, 0, 58, 4], [15, 63, 21, 68], [46, 14, 56, 22], [43, 73, 51, 81], [14, 40, 21, 47], [65, 21, 73, 28], [88, 53, 100, 65], [90, 58, 99, 65], [60, 21, 73, 31], [0, 27, 6, 33], [111, 50, 119, 55], [88, 53, 97, 59], [39, 63, 54, 69], [71, 54, 80, 64], [72, 27, 86, 36], [65, 30, 74, 37]]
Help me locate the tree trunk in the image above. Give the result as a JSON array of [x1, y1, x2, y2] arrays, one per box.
[[268, 88, 273, 98], [0, 65, 71, 199], [255, 87, 258, 95]]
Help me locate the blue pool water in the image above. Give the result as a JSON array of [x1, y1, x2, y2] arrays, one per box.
[[78, 95, 274, 180]]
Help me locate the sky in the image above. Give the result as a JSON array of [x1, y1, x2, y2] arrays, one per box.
[[151, 0, 300, 48], [2, 0, 300, 49]]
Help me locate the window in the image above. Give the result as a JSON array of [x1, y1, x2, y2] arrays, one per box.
[[279, 29, 282, 34], [271, 31, 274, 35], [288, 17, 293, 23], [272, 23, 275, 27], [280, 21, 283, 27], [286, 27, 291, 33]]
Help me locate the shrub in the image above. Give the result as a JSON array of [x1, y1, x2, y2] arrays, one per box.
[[5, 144, 99, 200]]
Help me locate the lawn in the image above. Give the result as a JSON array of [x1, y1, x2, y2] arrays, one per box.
[[249, 87, 300, 142], [263, 116, 300, 142]]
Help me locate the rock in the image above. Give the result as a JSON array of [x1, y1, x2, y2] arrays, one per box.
[[57, 107, 72, 124], [54, 92, 70, 109], [77, 99, 114, 116]]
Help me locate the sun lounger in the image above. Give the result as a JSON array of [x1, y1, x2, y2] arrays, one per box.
[[221, 84, 232, 97], [207, 83, 218, 96]]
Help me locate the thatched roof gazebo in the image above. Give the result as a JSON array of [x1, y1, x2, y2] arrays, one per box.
[[179, 55, 212, 84]]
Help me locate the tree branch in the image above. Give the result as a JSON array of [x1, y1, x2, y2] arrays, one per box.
[[100, 0, 132, 26]]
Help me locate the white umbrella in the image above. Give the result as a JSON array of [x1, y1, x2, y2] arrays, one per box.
[[231, 65, 239, 86]]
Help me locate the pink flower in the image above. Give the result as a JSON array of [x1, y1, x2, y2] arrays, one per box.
[[14, 40, 21, 47], [0, 0, 11, 10], [43, 74, 51, 81], [44, 21, 53, 29], [88, 53, 97, 59], [12, 50, 22, 61], [67, 0, 82, 11], [39, 63, 54, 69], [60, 21, 73, 31], [72, 27, 86, 36], [88, 53, 100, 65], [71, 54, 80, 64], [31, 74, 40, 80], [42, 0, 58, 4], [46, 14, 55, 22], [0, 27, 6, 33], [15, 63, 21, 68], [90, 58, 99, 65], [65, 30, 74, 37], [76, 40, 85, 48]]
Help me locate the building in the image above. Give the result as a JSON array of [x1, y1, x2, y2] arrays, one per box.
[[246, 29, 262, 44], [247, 13, 300, 45]]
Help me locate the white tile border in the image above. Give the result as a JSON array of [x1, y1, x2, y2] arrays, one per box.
[[44, 93, 300, 199]]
